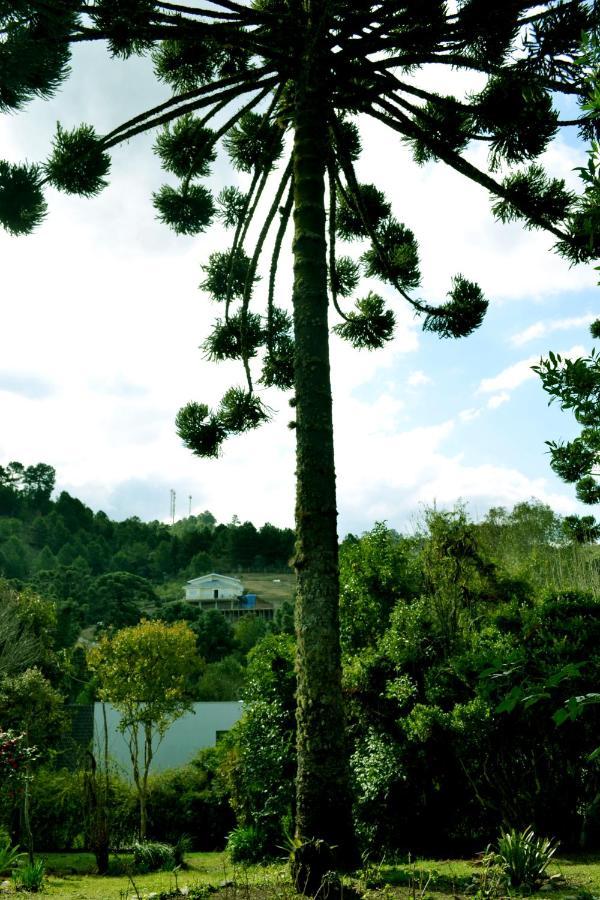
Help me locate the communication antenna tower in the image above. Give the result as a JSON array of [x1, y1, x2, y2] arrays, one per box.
[[188, 495, 192, 517], [170, 489, 176, 525]]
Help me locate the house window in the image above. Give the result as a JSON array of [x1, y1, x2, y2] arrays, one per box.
[[214, 589, 219, 599]]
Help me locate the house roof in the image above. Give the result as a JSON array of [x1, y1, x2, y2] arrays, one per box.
[[186, 573, 244, 588]]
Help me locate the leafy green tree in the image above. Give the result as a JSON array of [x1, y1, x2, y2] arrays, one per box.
[[225, 634, 296, 850], [194, 609, 235, 662], [2, 0, 598, 873], [534, 319, 600, 506], [87, 619, 198, 839], [562, 514, 600, 544], [234, 613, 268, 656], [87, 571, 157, 628], [196, 654, 245, 700], [339, 522, 421, 652], [0, 667, 67, 859]]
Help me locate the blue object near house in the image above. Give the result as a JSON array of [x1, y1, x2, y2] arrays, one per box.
[[241, 594, 257, 608]]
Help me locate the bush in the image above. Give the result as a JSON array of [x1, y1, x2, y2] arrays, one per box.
[[146, 752, 234, 850], [227, 824, 269, 864], [496, 826, 558, 890], [25, 765, 138, 852], [0, 835, 24, 875], [132, 841, 176, 873], [13, 858, 45, 893]]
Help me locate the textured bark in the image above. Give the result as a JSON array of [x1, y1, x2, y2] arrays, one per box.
[[291, 19, 356, 880]]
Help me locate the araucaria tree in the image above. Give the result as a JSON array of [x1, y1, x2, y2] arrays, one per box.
[[1, 0, 598, 879]]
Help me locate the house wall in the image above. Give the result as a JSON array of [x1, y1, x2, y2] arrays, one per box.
[[93, 701, 243, 779]]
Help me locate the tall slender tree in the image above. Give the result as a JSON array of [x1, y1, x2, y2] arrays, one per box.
[[1, 0, 598, 881]]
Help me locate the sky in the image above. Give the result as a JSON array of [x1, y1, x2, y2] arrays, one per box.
[[0, 40, 598, 537]]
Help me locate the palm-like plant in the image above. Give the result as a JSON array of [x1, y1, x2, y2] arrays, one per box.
[[0, 0, 598, 881]]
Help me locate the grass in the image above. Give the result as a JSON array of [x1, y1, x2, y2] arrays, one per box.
[[224, 573, 296, 605], [9, 851, 600, 900]]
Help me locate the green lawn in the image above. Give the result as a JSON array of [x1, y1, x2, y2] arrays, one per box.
[[9, 851, 600, 899]]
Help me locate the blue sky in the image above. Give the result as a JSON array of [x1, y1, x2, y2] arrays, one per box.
[[0, 42, 597, 535]]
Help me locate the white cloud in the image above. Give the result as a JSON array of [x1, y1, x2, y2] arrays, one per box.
[[0, 43, 594, 534], [407, 370, 433, 387], [478, 355, 540, 394], [478, 346, 586, 395], [510, 314, 597, 347], [459, 408, 482, 423], [487, 392, 510, 410], [356, 120, 598, 304]]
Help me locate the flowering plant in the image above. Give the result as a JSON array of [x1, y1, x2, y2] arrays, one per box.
[[0, 731, 38, 779]]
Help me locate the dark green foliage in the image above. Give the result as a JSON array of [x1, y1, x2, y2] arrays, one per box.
[[409, 96, 472, 165], [153, 184, 215, 236], [474, 70, 558, 167], [547, 438, 597, 483], [146, 750, 234, 849], [200, 249, 254, 302], [91, 0, 158, 57], [86, 571, 156, 627], [331, 256, 359, 298], [175, 402, 226, 458], [197, 655, 244, 700], [12, 859, 45, 893], [155, 117, 216, 180], [456, 0, 524, 65], [202, 312, 263, 362], [193, 610, 235, 663], [333, 119, 362, 162], [223, 635, 296, 850], [361, 218, 421, 289], [423, 276, 488, 338], [562, 515, 600, 545], [178, 389, 269, 457], [0, 161, 46, 235], [132, 840, 176, 873], [590, 318, 600, 340], [333, 292, 395, 350], [45, 124, 110, 197], [534, 341, 600, 503], [336, 184, 391, 241], [339, 523, 421, 652], [259, 309, 294, 389], [493, 165, 574, 228], [216, 186, 247, 228], [576, 475, 600, 504], [496, 826, 558, 891], [218, 387, 270, 434], [224, 111, 283, 173], [259, 337, 295, 389], [227, 824, 269, 863], [0, 3, 75, 112], [152, 37, 246, 92]]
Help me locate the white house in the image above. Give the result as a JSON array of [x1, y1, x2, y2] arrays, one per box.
[[183, 573, 274, 620], [185, 573, 243, 603]]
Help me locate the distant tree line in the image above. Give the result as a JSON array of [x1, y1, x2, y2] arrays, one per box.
[[0, 460, 295, 584]]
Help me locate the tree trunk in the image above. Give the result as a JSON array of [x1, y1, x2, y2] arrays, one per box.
[[290, 27, 357, 888], [23, 764, 34, 865]]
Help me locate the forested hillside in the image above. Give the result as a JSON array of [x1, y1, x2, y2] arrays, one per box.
[[1, 459, 600, 857]]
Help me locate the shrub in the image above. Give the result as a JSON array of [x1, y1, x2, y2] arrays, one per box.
[[13, 858, 45, 893], [496, 826, 558, 890], [0, 836, 24, 875], [226, 824, 269, 863], [132, 840, 176, 873], [146, 753, 234, 850]]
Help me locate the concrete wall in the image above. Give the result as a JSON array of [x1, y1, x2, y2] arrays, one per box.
[[94, 701, 243, 779]]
